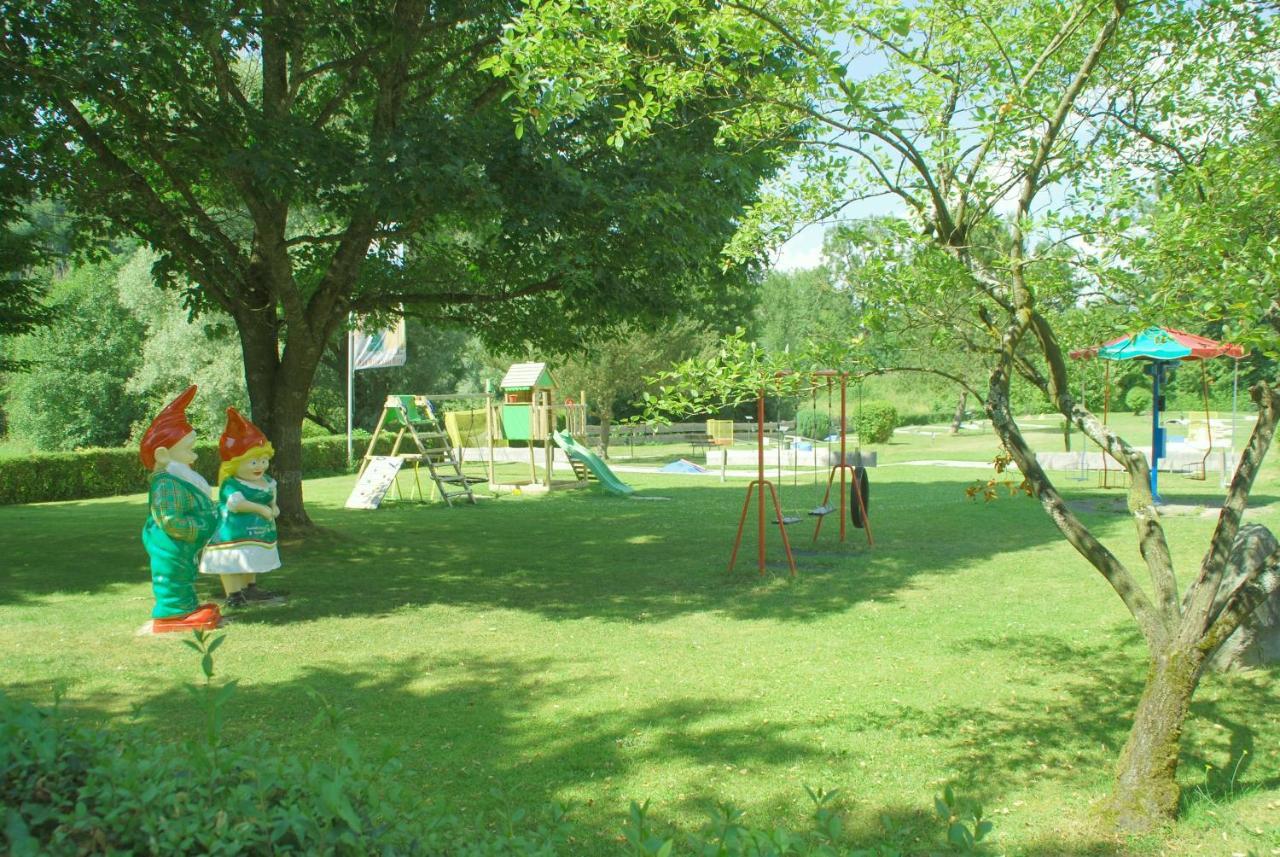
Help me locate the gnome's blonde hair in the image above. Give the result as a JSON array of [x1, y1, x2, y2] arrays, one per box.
[[218, 443, 275, 486]]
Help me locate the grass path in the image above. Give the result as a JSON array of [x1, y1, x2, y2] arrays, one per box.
[[2, 423, 1278, 855]]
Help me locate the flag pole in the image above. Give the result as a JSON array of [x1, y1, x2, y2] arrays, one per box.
[[346, 317, 354, 467]]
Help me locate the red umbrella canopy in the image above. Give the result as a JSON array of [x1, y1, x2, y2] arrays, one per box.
[[1070, 327, 1246, 362]]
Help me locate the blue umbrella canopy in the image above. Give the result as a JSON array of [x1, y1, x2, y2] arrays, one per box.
[[1069, 327, 1245, 501], [1070, 326, 1246, 362]]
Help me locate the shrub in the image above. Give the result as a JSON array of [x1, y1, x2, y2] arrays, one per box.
[[853, 401, 897, 444], [2, 629, 571, 857], [0, 434, 362, 506], [0, 688, 581, 856], [1124, 386, 1153, 416], [795, 408, 834, 440]]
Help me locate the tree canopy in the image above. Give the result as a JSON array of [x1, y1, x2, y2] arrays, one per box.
[[0, 0, 788, 522]]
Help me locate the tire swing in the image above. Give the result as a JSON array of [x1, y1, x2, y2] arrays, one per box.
[[848, 377, 871, 530], [850, 465, 871, 529]]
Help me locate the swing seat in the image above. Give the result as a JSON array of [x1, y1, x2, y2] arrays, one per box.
[[1180, 461, 1207, 481], [808, 505, 834, 516], [774, 515, 802, 525]]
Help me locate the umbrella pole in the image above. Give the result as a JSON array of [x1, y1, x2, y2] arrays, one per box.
[[1150, 361, 1165, 502], [1226, 361, 1239, 488]]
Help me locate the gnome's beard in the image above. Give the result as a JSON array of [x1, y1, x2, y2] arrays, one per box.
[[167, 460, 214, 499]]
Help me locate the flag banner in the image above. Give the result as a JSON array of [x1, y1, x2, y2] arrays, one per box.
[[352, 317, 407, 370]]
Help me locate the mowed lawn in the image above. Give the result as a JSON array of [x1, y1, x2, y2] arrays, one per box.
[[2, 421, 1278, 855]]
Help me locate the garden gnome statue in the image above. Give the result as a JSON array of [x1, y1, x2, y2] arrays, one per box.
[[139, 385, 222, 632], [199, 407, 284, 606]]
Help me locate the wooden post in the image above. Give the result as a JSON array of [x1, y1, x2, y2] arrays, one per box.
[[486, 394, 496, 486], [356, 402, 392, 479]]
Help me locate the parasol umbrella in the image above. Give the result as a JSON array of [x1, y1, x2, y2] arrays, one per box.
[[1070, 327, 1245, 501]]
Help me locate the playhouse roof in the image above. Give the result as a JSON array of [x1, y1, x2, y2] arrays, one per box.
[[1069, 326, 1246, 362], [500, 362, 554, 390]]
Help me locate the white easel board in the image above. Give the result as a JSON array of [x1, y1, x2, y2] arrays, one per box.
[[344, 456, 404, 510]]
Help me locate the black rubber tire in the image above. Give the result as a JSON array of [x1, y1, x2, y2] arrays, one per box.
[[849, 466, 871, 528]]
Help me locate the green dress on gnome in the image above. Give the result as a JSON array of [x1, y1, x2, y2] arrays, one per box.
[[200, 476, 281, 574], [142, 466, 219, 618]]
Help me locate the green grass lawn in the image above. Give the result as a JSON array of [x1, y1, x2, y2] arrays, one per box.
[[2, 419, 1278, 855]]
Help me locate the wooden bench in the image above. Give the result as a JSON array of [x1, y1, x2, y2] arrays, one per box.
[[688, 435, 712, 455]]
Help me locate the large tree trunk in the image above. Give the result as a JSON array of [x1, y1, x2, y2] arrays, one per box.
[[1103, 647, 1204, 831], [235, 304, 326, 532], [261, 370, 316, 532]]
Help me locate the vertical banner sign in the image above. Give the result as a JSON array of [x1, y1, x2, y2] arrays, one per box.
[[352, 316, 407, 370], [347, 314, 408, 464]]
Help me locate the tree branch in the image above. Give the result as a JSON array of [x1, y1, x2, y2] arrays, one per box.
[[1197, 540, 1280, 656], [987, 370, 1168, 647], [352, 275, 565, 311], [1182, 381, 1280, 640]]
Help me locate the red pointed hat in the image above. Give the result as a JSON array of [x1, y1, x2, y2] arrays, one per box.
[[219, 407, 271, 462], [140, 385, 198, 469]]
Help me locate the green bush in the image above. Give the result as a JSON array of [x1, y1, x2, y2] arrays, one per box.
[[0, 688, 576, 856], [0, 434, 362, 506], [1124, 386, 1153, 415], [853, 401, 897, 444], [795, 408, 833, 440]]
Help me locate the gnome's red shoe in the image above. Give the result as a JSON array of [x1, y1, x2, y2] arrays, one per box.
[[151, 603, 223, 633]]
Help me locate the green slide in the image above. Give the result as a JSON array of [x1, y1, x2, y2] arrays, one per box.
[[552, 431, 635, 496]]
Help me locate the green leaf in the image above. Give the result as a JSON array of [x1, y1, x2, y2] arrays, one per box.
[[949, 822, 974, 848]]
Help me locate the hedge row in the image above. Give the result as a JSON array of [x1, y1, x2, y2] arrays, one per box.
[[0, 434, 365, 506]]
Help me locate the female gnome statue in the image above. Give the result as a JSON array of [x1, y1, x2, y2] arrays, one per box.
[[140, 385, 222, 632], [199, 408, 285, 607]]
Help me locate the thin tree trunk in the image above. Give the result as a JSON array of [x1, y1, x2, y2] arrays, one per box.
[[1103, 647, 1204, 831], [599, 408, 612, 459], [949, 391, 968, 434]]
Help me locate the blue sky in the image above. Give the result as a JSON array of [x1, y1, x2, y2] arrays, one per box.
[[772, 221, 826, 271]]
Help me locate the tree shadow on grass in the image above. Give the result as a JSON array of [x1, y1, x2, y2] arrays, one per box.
[[7, 626, 1272, 855], [230, 474, 1089, 627], [0, 495, 150, 606], [3, 471, 1270, 630], [10, 649, 837, 854], [0, 471, 1071, 615], [921, 632, 1280, 818]]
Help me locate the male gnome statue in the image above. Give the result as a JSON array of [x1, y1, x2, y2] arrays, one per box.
[[139, 385, 222, 632]]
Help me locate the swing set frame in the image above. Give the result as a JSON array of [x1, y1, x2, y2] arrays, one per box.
[[726, 370, 873, 578]]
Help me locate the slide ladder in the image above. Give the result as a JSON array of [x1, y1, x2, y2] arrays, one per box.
[[359, 395, 480, 506]]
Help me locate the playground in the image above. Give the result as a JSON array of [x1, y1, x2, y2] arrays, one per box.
[[3, 413, 1277, 855]]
